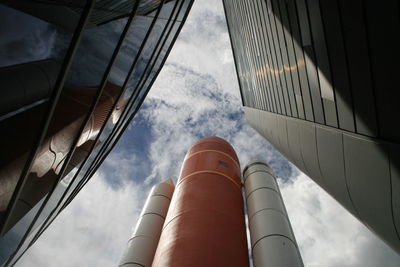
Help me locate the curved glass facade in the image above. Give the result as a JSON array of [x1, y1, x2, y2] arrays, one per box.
[[0, 0, 194, 265]]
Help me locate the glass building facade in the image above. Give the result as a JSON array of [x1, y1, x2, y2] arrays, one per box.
[[223, 0, 400, 255], [0, 0, 194, 265]]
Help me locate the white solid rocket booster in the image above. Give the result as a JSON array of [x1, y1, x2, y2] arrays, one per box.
[[118, 179, 174, 267], [243, 159, 303, 267]]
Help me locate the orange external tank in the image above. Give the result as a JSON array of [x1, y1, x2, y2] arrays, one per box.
[[151, 136, 249, 267]]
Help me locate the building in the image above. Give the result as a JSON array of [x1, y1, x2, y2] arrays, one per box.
[[119, 137, 303, 266], [0, 0, 194, 265], [223, 0, 400, 254]]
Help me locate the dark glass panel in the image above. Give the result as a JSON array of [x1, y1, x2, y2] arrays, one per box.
[[0, 2, 130, 264]]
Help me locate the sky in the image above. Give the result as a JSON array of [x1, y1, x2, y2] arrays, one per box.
[[16, 0, 400, 266]]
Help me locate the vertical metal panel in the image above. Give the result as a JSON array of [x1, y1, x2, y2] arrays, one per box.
[[252, 0, 273, 112], [286, 118, 307, 172], [245, 0, 264, 110], [223, 0, 245, 107], [271, 0, 294, 117], [275, 114, 292, 162], [256, 0, 279, 114], [298, 122, 327, 190], [263, 111, 283, 153], [390, 145, 400, 242], [285, 0, 312, 121], [255, 0, 278, 113], [318, 0, 355, 132], [226, 1, 250, 107], [265, 0, 288, 116], [295, 0, 325, 124], [343, 134, 400, 251], [245, 0, 268, 111], [236, 1, 257, 108], [363, 0, 400, 142], [306, 0, 337, 127], [246, 107, 272, 144], [276, 0, 300, 118], [315, 126, 358, 217], [337, 0, 378, 137], [260, 0, 283, 114], [238, 1, 258, 109]]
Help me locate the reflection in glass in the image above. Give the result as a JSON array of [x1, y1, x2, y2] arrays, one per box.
[[0, 0, 194, 265]]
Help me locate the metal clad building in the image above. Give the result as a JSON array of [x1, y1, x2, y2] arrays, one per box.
[[0, 0, 193, 265], [223, 0, 400, 254]]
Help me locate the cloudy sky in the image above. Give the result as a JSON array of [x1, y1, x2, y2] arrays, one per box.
[[17, 1, 400, 266]]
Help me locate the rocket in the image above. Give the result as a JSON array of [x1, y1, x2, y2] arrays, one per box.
[[119, 138, 302, 267], [152, 136, 249, 266], [119, 179, 175, 267], [243, 159, 303, 267]]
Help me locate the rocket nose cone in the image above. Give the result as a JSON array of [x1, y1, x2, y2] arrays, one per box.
[[193, 136, 230, 145], [187, 136, 239, 164]]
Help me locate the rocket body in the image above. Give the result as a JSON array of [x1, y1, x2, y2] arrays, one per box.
[[119, 179, 174, 267], [244, 160, 303, 267], [152, 136, 249, 267]]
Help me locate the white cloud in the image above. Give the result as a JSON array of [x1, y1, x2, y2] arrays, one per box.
[[280, 174, 400, 267], [18, 172, 147, 267]]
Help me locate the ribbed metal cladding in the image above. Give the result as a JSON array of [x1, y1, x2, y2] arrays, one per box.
[[243, 159, 303, 267], [224, 0, 400, 142], [244, 106, 400, 254], [119, 179, 174, 267], [224, 0, 400, 257]]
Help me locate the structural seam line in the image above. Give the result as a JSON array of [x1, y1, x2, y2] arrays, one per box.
[[252, 233, 298, 250], [119, 261, 145, 267], [184, 149, 240, 168], [248, 207, 288, 222], [244, 169, 275, 181], [246, 186, 280, 200], [178, 170, 242, 191]]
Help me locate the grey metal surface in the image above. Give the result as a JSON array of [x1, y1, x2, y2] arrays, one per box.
[[319, 0, 354, 132], [315, 126, 358, 216], [244, 107, 400, 254], [224, 0, 400, 142], [391, 145, 400, 240], [244, 160, 303, 267], [343, 135, 398, 248], [298, 122, 327, 190], [253, 235, 303, 267], [224, 0, 400, 256]]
